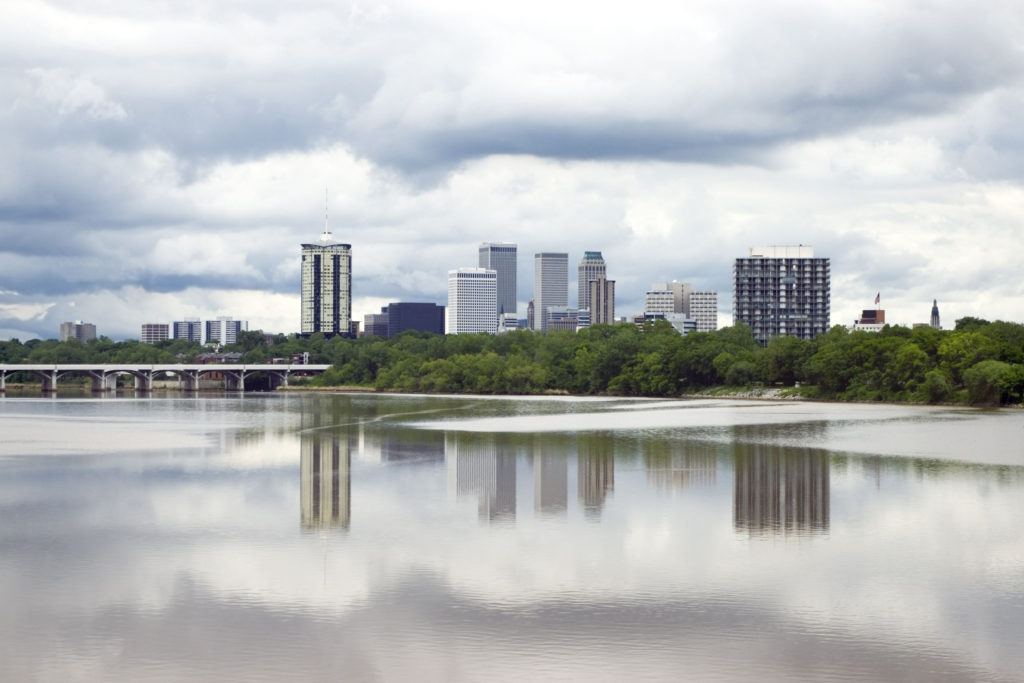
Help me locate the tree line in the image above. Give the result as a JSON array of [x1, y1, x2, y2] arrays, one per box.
[[2, 318, 1023, 404]]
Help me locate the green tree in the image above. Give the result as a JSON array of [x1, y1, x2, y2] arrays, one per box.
[[963, 360, 1012, 405], [919, 369, 952, 403]]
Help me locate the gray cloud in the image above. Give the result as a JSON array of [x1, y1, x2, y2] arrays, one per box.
[[3, 1, 1024, 338]]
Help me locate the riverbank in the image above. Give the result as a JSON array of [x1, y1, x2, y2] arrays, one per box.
[[275, 384, 377, 393]]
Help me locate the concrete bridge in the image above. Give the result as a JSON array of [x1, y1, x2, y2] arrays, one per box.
[[0, 363, 332, 393]]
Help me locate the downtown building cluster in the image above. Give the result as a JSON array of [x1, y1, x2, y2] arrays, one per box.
[[63, 232, 948, 346], [447, 245, 718, 337]]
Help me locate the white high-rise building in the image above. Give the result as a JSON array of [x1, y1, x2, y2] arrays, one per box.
[[577, 251, 606, 312], [140, 324, 169, 344], [644, 290, 675, 316], [301, 230, 352, 336], [447, 268, 498, 334], [205, 316, 247, 345], [690, 290, 718, 332], [651, 281, 692, 316], [533, 252, 568, 332], [479, 242, 517, 318], [59, 321, 96, 343], [648, 281, 717, 332], [173, 319, 202, 342]]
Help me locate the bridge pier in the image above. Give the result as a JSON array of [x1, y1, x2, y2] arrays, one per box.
[[181, 372, 199, 392], [134, 372, 153, 393], [92, 373, 118, 393], [1, 370, 5, 393], [41, 370, 58, 393], [223, 371, 245, 392]]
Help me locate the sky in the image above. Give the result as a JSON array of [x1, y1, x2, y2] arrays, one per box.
[[2, 0, 1024, 340]]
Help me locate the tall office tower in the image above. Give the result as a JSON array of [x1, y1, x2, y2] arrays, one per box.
[[589, 278, 616, 325], [733, 245, 830, 345], [447, 268, 497, 334], [173, 319, 202, 342], [478, 242, 518, 317], [386, 302, 445, 337], [140, 324, 169, 344], [59, 321, 97, 343], [644, 290, 675, 316], [533, 252, 568, 332], [205, 316, 247, 345], [301, 230, 352, 336], [651, 281, 692, 316], [577, 251, 607, 312], [689, 290, 718, 332], [930, 299, 941, 329]]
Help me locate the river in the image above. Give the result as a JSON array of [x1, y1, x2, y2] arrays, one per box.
[[1, 392, 1022, 681]]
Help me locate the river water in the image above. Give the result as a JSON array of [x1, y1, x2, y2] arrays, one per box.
[[1, 392, 1022, 682]]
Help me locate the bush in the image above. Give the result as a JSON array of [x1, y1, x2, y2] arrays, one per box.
[[919, 370, 952, 403]]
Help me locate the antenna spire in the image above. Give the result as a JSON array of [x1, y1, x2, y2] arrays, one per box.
[[319, 187, 334, 245]]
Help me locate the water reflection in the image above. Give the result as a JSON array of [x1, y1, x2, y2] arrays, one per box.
[[733, 444, 830, 537], [643, 440, 718, 490], [577, 434, 615, 519], [533, 443, 568, 517], [446, 432, 516, 522], [299, 431, 352, 531], [357, 423, 446, 464]]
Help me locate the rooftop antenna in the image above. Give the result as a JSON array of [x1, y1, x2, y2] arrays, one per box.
[[320, 186, 333, 244]]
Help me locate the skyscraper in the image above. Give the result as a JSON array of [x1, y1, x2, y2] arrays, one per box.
[[533, 252, 568, 332], [930, 300, 941, 329], [301, 230, 352, 336], [478, 242, 517, 317], [590, 278, 616, 325], [577, 251, 606, 312], [447, 268, 497, 334], [733, 246, 830, 345]]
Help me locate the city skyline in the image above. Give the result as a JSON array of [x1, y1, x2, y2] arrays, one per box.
[[3, 2, 1024, 340]]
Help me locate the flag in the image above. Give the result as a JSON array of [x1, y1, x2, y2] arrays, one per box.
[[874, 292, 880, 306]]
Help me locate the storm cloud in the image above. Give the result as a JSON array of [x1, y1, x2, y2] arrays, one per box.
[[2, 0, 1024, 339]]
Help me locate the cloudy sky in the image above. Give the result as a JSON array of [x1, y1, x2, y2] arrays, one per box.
[[2, 0, 1024, 340]]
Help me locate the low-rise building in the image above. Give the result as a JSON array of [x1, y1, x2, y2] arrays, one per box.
[[141, 323, 170, 344]]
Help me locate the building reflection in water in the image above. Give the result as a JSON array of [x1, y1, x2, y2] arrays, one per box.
[[577, 434, 615, 519], [446, 432, 516, 522], [300, 430, 351, 531], [533, 441, 567, 517], [733, 443, 830, 537], [643, 439, 718, 490], [357, 423, 446, 464]]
